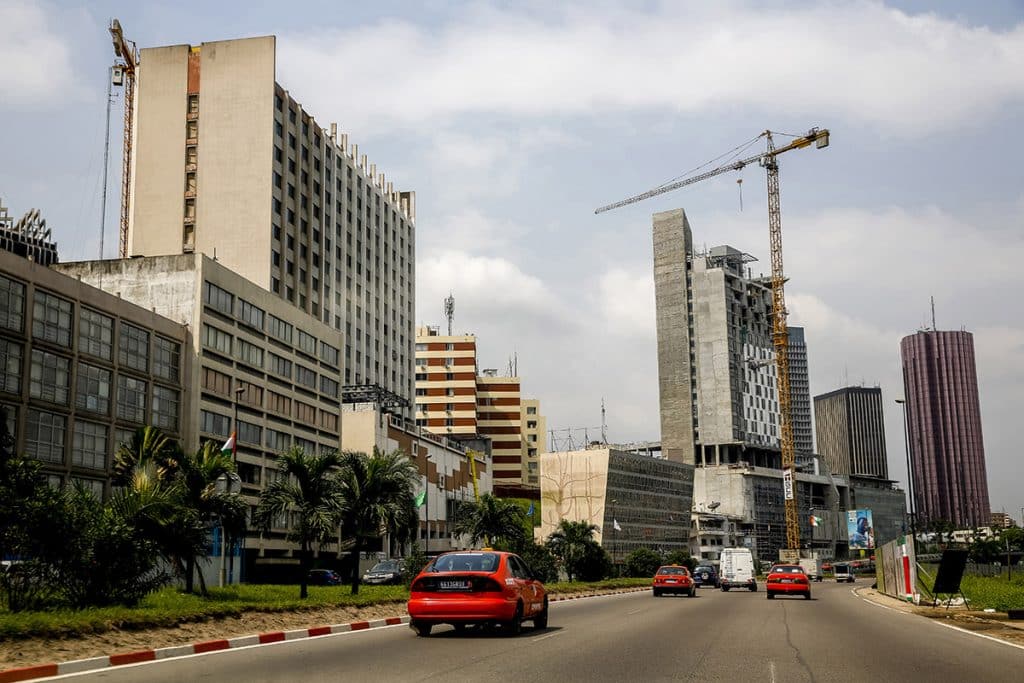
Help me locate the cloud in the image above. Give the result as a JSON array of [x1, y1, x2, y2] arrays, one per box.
[[596, 268, 655, 336], [277, 1, 1024, 135], [0, 1, 85, 108]]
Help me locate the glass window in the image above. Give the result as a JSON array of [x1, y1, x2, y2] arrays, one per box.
[[0, 339, 22, 394], [79, 309, 113, 360], [30, 349, 70, 404], [118, 323, 149, 372], [72, 420, 108, 470], [265, 428, 289, 452], [319, 341, 339, 366], [152, 385, 179, 431], [294, 436, 316, 454], [294, 401, 316, 424], [267, 391, 291, 415], [76, 362, 111, 414], [320, 376, 339, 398], [26, 409, 65, 463], [235, 338, 264, 368], [237, 299, 265, 330], [297, 330, 317, 356], [116, 375, 147, 423], [153, 336, 180, 382], [202, 324, 232, 355], [200, 409, 230, 438], [203, 281, 234, 315], [71, 477, 105, 499], [201, 366, 231, 395], [238, 420, 262, 446], [295, 364, 316, 389], [267, 315, 293, 344], [319, 410, 338, 432], [113, 427, 135, 453], [32, 290, 73, 346], [0, 275, 25, 332], [269, 353, 292, 379]]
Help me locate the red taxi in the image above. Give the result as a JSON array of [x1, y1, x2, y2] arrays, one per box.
[[652, 565, 696, 597], [407, 550, 547, 636], [766, 564, 811, 600]]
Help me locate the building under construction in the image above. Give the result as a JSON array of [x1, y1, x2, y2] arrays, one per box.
[[0, 200, 59, 266]]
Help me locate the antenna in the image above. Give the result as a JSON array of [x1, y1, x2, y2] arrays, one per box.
[[443, 293, 455, 335], [930, 296, 936, 331], [601, 398, 608, 444]]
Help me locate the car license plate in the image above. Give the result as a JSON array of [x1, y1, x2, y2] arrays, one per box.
[[666, 579, 677, 584], [780, 579, 792, 583], [439, 580, 469, 591]]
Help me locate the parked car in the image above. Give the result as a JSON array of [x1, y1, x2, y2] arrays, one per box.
[[407, 550, 547, 637], [833, 563, 855, 583], [652, 565, 696, 597], [766, 564, 812, 600], [719, 548, 757, 592], [362, 560, 405, 585], [307, 569, 343, 586], [692, 564, 720, 589]]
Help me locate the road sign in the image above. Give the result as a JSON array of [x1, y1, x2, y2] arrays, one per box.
[[783, 469, 794, 500]]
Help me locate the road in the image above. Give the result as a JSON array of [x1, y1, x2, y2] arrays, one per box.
[[52, 581, 1022, 682]]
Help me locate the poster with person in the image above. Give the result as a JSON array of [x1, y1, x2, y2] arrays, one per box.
[[847, 509, 875, 549]]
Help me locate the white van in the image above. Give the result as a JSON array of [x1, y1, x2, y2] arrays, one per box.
[[719, 548, 757, 592], [833, 563, 855, 583]]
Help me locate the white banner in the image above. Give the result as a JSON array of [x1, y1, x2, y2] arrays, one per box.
[[783, 469, 794, 501]]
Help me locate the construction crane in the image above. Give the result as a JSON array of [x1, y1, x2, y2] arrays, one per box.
[[595, 127, 830, 553], [109, 19, 139, 259]]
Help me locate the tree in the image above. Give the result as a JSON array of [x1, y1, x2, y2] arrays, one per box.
[[452, 494, 527, 549], [625, 547, 663, 577], [576, 542, 613, 582], [337, 448, 420, 594], [515, 539, 559, 583], [256, 447, 345, 599], [664, 549, 697, 572], [546, 520, 601, 582], [112, 426, 181, 486]]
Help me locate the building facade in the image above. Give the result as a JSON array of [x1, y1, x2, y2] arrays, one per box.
[[129, 35, 414, 409], [813, 386, 888, 478], [787, 326, 814, 460], [521, 398, 546, 487], [0, 200, 59, 267], [414, 326, 478, 437], [901, 330, 990, 528]]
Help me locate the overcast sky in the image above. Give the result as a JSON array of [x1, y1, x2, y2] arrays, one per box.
[[2, 0, 1022, 518]]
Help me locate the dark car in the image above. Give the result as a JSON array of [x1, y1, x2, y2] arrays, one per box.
[[362, 560, 406, 585], [308, 569, 343, 586], [693, 565, 720, 588]]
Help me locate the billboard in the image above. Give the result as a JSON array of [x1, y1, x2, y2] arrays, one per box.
[[847, 509, 875, 549]]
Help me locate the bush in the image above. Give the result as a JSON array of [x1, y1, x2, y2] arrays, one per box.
[[402, 544, 429, 585], [575, 542, 613, 582], [517, 540, 559, 583], [625, 548, 663, 577], [664, 549, 697, 572]]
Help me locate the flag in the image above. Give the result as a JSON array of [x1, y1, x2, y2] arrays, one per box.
[[613, 519, 622, 532], [414, 490, 426, 508], [810, 515, 821, 528], [526, 502, 534, 516], [220, 432, 236, 457]]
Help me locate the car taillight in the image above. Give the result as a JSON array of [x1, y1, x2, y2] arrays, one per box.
[[472, 577, 504, 592]]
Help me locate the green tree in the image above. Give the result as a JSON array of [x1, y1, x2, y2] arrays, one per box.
[[337, 448, 419, 594], [515, 539, 559, 583], [546, 520, 600, 582], [453, 494, 527, 549], [402, 543, 430, 585], [112, 426, 182, 486], [576, 541, 613, 582], [625, 547, 663, 577], [664, 549, 697, 572], [256, 447, 345, 599]]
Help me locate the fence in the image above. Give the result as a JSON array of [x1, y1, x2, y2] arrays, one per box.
[[876, 536, 916, 601]]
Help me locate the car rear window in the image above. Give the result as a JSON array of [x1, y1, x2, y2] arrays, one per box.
[[771, 566, 804, 574], [695, 566, 715, 573], [429, 553, 500, 573], [657, 567, 687, 575]]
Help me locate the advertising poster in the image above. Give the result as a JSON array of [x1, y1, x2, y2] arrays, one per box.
[[847, 509, 875, 549]]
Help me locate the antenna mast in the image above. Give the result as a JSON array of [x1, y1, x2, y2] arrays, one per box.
[[601, 398, 608, 444], [443, 293, 455, 335], [930, 296, 936, 331]]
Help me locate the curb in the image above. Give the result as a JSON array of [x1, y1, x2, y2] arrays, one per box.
[[0, 587, 649, 682]]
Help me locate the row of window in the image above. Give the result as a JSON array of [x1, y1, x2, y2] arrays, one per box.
[[15, 406, 143, 472], [198, 408, 338, 447]]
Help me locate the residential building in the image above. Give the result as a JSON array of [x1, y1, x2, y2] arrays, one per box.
[[128, 35, 414, 409], [690, 508, 752, 564], [414, 327, 478, 437], [476, 371, 526, 493], [521, 399, 546, 487], [787, 326, 814, 460], [0, 199, 59, 266], [991, 512, 1014, 529], [0, 249, 187, 500], [813, 386, 888, 478], [901, 329, 990, 528]]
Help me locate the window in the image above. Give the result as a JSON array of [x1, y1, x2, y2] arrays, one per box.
[[238, 382, 263, 407], [238, 420, 262, 446], [265, 428, 289, 452], [267, 391, 291, 415], [320, 376, 339, 398], [72, 420, 108, 470], [116, 375, 147, 423], [76, 363, 111, 414], [294, 436, 316, 454], [26, 409, 65, 463], [30, 349, 70, 405], [527, 420, 537, 429], [294, 400, 316, 424], [72, 477, 105, 499], [153, 336, 180, 382], [526, 406, 537, 415], [0, 339, 22, 394], [235, 338, 264, 368], [202, 324, 232, 355], [415, 373, 426, 381], [269, 353, 292, 379], [152, 385, 179, 431], [319, 341, 339, 366], [267, 315, 293, 344], [319, 410, 338, 431], [297, 330, 317, 356], [295, 364, 316, 389], [200, 409, 231, 438], [0, 275, 25, 332], [203, 281, 234, 315], [32, 290, 72, 346], [118, 323, 149, 372], [237, 299, 265, 330], [201, 366, 231, 395], [79, 309, 113, 360], [415, 388, 426, 396], [114, 427, 135, 453]]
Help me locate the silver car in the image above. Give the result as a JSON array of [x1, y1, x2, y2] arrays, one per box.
[[362, 560, 405, 585]]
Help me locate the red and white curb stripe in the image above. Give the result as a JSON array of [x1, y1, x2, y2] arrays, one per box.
[[0, 587, 649, 682]]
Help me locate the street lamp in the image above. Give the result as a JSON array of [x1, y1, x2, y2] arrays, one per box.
[[895, 399, 916, 549]]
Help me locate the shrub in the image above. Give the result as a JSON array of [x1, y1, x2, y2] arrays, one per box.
[[664, 549, 697, 572], [625, 548, 663, 577], [517, 540, 559, 583], [575, 542, 613, 582], [402, 544, 429, 585]]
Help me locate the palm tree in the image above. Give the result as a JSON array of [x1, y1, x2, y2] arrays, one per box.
[[256, 447, 345, 599], [452, 493, 526, 549], [546, 519, 600, 582], [112, 426, 181, 486], [337, 448, 419, 595]]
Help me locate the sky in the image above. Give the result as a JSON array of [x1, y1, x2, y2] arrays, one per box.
[[2, 0, 1023, 518]]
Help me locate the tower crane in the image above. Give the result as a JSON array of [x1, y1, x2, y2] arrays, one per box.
[[595, 127, 830, 553], [109, 19, 139, 259]]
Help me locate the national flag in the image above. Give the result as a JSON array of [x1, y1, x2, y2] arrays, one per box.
[[414, 490, 426, 508], [810, 515, 821, 528], [613, 519, 622, 532], [220, 432, 236, 457], [526, 502, 534, 516]]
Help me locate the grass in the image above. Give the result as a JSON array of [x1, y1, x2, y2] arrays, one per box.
[[0, 578, 651, 640], [915, 565, 1024, 611]]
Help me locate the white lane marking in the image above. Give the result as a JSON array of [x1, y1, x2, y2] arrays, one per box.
[[769, 660, 777, 683], [626, 608, 643, 615], [530, 632, 563, 643], [932, 620, 1024, 652]]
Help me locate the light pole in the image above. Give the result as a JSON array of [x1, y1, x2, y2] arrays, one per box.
[[895, 399, 916, 549], [219, 385, 245, 588]]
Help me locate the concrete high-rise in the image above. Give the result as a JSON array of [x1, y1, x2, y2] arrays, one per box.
[[787, 326, 813, 459], [129, 36, 414, 408], [901, 330, 990, 528], [813, 386, 888, 478]]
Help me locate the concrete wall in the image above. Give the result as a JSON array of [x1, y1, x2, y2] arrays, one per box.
[[692, 263, 734, 444]]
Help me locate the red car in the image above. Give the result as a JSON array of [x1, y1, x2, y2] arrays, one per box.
[[407, 550, 547, 636], [652, 565, 696, 597], [766, 564, 812, 600]]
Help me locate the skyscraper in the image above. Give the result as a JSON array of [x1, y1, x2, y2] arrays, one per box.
[[900, 330, 990, 528], [787, 326, 813, 459], [813, 386, 888, 478]]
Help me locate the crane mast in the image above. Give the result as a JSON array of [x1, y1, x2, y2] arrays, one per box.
[[109, 19, 138, 259], [596, 127, 830, 554]]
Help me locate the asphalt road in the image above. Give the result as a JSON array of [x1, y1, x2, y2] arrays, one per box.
[[52, 581, 1023, 682]]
